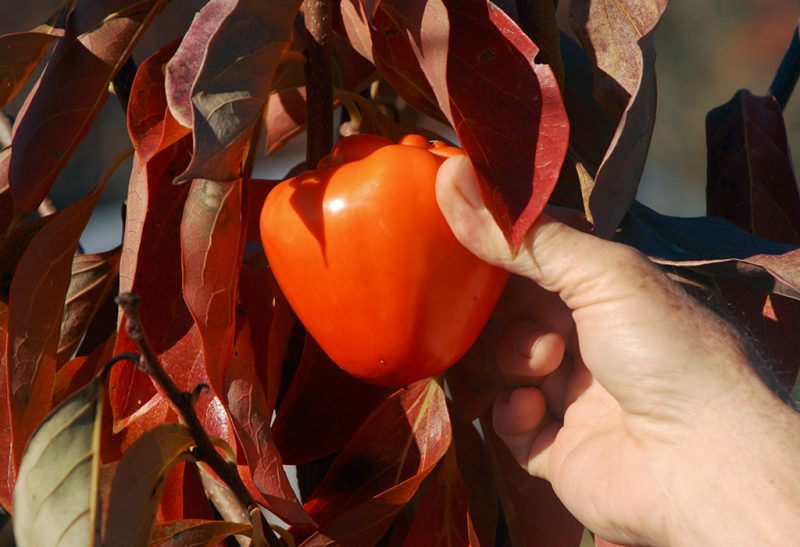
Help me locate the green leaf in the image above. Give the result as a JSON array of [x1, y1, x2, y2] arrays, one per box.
[[13, 372, 105, 547], [103, 423, 196, 547]]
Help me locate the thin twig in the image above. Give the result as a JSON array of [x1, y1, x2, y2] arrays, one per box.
[[769, 21, 800, 111], [111, 55, 138, 113], [115, 293, 282, 547], [303, 0, 334, 167]]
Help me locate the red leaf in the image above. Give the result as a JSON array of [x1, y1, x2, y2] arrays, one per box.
[[301, 380, 451, 543], [0, 28, 61, 110], [181, 177, 245, 395], [272, 335, 389, 465], [266, 87, 308, 155], [481, 414, 583, 546], [8, 0, 166, 219], [164, 0, 303, 182], [110, 40, 193, 430], [403, 448, 479, 546], [569, 0, 667, 237], [3, 181, 106, 466], [224, 321, 311, 525], [344, 0, 568, 250], [52, 333, 115, 406]]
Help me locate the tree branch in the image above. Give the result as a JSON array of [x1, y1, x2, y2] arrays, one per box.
[[303, 0, 334, 167], [116, 293, 282, 547], [769, 21, 800, 111]]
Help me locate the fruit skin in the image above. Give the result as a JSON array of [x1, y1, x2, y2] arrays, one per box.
[[260, 135, 508, 387]]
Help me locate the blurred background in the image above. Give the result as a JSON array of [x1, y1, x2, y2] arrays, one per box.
[[1, 0, 799, 252]]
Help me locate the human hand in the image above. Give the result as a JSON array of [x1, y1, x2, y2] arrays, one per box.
[[436, 156, 800, 546]]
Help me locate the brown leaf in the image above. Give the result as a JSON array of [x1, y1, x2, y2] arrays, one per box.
[[4, 181, 105, 466], [301, 380, 451, 543], [272, 335, 389, 465], [165, 0, 302, 182], [151, 519, 252, 547], [104, 424, 196, 547], [707, 91, 800, 244], [570, 0, 668, 238], [481, 414, 583, 547], [8, 0, 167, 218], [57, 248, 121, 367], [706, 90, 800, 392], [0, 28, 61, 110], [224, 322, 311, 525]]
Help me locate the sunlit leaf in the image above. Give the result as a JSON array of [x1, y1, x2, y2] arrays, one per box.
[[224, 322, 311, 525], [13, 372, 105, 547], [151, 519, 251, 546], [165, 0, 303, 182], [342, 0, 569, 250], [4, 181, 106, 466], [570, 0, 668, 238], [57, 248, 121, 367], [0, 28, 61, 110], [103, 423, 195, 547], [111, 42, 193, 432], [181, 177, 244, 395], [8, 0, 167, 218]]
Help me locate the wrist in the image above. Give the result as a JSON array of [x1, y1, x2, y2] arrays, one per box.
[[666, 377, 800, 546]]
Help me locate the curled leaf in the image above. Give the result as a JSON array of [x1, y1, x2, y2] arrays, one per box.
[[570, 0, 668, 238], [165, 0, 303, 182]]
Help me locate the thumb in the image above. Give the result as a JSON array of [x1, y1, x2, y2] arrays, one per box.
[[435, 155, 643, 304]]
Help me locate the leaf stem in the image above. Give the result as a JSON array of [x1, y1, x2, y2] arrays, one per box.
[[115, 293, 283, 547], [303, 0, 334, 167], [769, 21, 800, 111]]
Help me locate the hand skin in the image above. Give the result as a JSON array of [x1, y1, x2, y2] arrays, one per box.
[[436, 156, 800, 546]]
